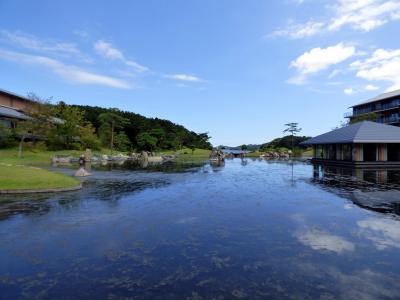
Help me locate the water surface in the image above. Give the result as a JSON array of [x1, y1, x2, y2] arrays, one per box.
[[1, 159, 400, 299]]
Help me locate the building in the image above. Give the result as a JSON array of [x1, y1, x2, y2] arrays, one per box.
[[301, 121, 400, 167], [345, 89, 400, 126], [0, 89, 32, 128]]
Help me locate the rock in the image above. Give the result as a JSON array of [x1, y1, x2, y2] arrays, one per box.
[[74, 167, 91, 177]]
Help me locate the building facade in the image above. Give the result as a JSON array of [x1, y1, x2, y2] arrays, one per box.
[[0, 89, 32, 128], [345, 89, 400, 126]]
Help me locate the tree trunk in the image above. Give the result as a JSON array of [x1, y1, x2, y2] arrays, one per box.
[[110, 121, 114, 155], [18, 135, 25, 158]]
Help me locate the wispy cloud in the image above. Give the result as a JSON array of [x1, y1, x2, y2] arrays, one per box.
[[0, 48, 131, 89], [270, 0, 400, 39], [269, 21, 324, 39], [165, 74, 203, 82], [0, 29, 88, 61], [289, 43, 356, 84], [94, 40, 149, 72]]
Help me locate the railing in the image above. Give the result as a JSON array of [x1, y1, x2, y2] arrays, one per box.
[[344, 112, 353, 118]]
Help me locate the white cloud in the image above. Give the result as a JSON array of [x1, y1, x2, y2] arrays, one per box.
[[0, 48, 131, 89], [0, 29, 85, 59], [269, 21, 324, 39], [344, 87, 355, 94], [343, 84, 381, 94], [351, 48, 400, 92], [365, 84, 379, 90], [94, 40, 148, 72], [166, 74, 203, 82], [289, 43, 356, 83], [270, 0, 400, 38], [296, 229, 355, 253], [358, 218, 400, 250], [329, 0, 400, 32]]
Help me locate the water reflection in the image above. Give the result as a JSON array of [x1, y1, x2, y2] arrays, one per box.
[[1, 159, 400, 299], [312, 165, 400, 215]]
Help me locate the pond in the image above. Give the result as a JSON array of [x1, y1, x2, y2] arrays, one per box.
[[1, 158, 400, 299]]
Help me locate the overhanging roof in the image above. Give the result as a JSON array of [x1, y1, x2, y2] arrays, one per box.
[[301, 121, 400, 145], [351, 89, 400, 108], [0, 105, 29, 120], [0, 88, 34, 103]]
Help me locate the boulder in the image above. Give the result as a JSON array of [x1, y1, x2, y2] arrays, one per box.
[[75, 167, 91, 177]]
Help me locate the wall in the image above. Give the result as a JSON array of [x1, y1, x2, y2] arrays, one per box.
[[0, 93, 30, 110]]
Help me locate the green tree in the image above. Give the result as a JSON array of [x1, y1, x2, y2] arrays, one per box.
[[79, 122, 101, 150], [240, 144, 248, 151], [283, 123, 302, 152], [136, 132, 157, 151], [16, 98, 55, 157], [0, 124, 16, 147], [98, 109, 130, 153], [114, 131, 132, 152], [149, 128, 166, 148]]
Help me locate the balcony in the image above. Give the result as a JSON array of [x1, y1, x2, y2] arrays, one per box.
[[344, 112, 353, 118]]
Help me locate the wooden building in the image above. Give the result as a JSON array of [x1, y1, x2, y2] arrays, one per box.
[[0, 89, 32, 128]]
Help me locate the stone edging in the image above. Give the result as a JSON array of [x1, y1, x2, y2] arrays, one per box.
[[0, 184, 82, 194]]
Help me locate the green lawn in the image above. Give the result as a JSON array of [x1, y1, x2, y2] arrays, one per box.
[[0, 163, 80, 191], [158, 148, 211, 160], [0, 147, 110, 165]]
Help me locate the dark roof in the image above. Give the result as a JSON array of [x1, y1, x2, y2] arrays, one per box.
[[301, 121, 400, 145], [0, 105, 29, 120], [0, 88, 33, 103], [351, 89, 400, 108]]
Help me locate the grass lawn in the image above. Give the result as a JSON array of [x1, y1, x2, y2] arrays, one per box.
[[158, 148, 211, 161], [0, 163, 80, 191], [0, 147, 110, 165]]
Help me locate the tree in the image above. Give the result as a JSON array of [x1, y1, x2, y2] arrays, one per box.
[[16, 98, 55, 157], [240, 144, 248, 151], [283, 123, 302, 152], [98, 109, 130, 153], [136, 132, 157, 151], [79, 122, 101, 150], [149, 128, 166, 148], [115, 131, 131, 152]]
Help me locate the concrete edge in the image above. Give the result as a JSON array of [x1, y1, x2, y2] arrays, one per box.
[[0, 183, 82, 194]]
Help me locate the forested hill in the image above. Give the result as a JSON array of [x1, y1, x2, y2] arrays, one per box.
[[74, 105, 212, 151]]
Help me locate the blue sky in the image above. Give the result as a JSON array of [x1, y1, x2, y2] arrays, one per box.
[[0, 0, 399, 146]]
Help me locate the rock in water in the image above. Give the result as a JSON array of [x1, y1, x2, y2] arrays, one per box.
[[75, 167, 91, 177]]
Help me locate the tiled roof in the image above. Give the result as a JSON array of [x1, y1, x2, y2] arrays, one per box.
[[351, 89, 400, 108], [301, 121, 400, 145], [0, 105, 29, 120]]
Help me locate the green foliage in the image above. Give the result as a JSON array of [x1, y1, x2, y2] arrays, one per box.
[[114, 131, 131, 152], [350, 112, 379, 124], [79, 123, 101, 150], [136, 132, 157, 151], [75, 105, 212, 151], [240, 144, 248, 151], [0, 124, 16, 147], [260, 135, 311, 152], [98, 109, 131, 151]]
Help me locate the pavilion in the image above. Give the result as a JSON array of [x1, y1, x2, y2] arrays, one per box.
[[301, 121, 400, 167]]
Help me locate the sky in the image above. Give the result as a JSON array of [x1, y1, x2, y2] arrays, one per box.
[[0, 0, 399, 146]]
